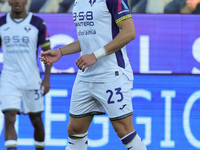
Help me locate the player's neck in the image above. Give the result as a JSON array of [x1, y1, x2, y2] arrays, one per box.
[[10, 11, 28, 19]]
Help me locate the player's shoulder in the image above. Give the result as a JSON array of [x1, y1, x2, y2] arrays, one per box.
[[30, 13, 46, 29], [30, 14, 44, 24], [0, 14, 7, 27]]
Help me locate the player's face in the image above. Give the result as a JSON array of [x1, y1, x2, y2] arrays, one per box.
[[9, 0, 27, 14]]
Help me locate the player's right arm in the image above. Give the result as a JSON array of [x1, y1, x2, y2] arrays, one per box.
[[40, 40, 81, 65]]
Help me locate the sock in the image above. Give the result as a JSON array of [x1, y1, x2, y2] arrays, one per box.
[[65, 132, 88, 150], [121, 131, 147, 150], [5, 140, 17, 150], [35, 141, 45, 150]]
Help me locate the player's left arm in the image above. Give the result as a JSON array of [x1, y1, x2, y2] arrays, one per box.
[[37, 18, 52, 96], [104, 17, 136, 55], [76, 17, 136, 72], [41, 45, 52, 96]]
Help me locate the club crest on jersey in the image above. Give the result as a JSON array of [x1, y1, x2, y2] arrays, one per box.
[[24, 26, 31, 32], [89, 0, 96, 6]]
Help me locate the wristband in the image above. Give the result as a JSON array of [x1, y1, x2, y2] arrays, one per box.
[[59, 48, 63, 56], [93, 47, 107, 59]]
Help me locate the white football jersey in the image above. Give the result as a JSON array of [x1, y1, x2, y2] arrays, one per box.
[[0, 13, 50, 89], [73, 0, 134, 82]]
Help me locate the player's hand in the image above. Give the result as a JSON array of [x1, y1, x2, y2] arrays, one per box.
[[76, 53, 98, 72], [40, 79, 50, 96], [39, 49, 62, 65]]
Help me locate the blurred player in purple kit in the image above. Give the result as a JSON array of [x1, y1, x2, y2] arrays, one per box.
[[0, 0, 51, 150], [40, 0, 147, 150]]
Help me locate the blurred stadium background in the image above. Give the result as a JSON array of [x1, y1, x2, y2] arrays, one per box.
[[0, 0, 200, 150]]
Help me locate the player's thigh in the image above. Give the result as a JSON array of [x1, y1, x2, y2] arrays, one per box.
[[22, 89, 44, 114], [95, 74, 133, 120], [70, 79, 106, 116], [0, 87, 22, 112], [67, 115, 94, 134]]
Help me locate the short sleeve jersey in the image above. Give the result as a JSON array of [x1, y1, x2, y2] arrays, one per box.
[[0, 13, 50, 89], [73, 0, 133, 82]]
